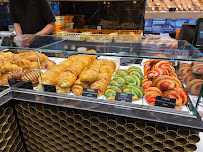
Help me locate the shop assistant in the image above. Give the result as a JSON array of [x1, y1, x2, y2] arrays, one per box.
[[9, 0, 56, 46]]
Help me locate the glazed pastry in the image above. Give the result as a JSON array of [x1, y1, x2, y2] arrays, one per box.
[[8, 70, 29, 80], [102, 60, 117, 71], [142, 79, 153, 89], [186, 79, 203, 96], [56, 86, 70, 94], [172, 76, 182, 88], [98, 73, 111, 85], [124, 75, 142, 86], [57, 72, 77, 88], [1, 74, 12, 85], [1, 62, 22, 73], [22, 70, 41, 83], [144, 87, 163, 106], [41, 70, 60, 85], [110, 77, 126, 88], [41, 60, 56, 69], [80, 70, 98, 82], [192, 63, 203, 75], [100, 65, 115, 77], [90, 79, 108, 97], [50, 64, 68, 73], [59, 60, 73, 67], [105, 86, 122, 100], [148, 67, 169, 79], [164, 87, 188, 106], [152, 75, 175, 91], [123, 85, 143, 100]]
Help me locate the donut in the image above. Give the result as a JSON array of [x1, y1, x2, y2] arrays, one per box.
[[148, 67, 169, 79], [124, 75, 142, 86], [152, 75, 175, 91], [186, 79, 203, 96], [144, 87, 163, 106], [164, 87, 189, 106], [115, 70, 128, 78], [123, 85, 143, 100], [105, 86, 122, 100]]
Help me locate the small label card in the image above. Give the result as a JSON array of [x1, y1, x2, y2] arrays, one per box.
[[155, 96, 176, 109], [8, 79, 18, 87], [169, 8, 176, 12], [115, 92, 133, 103], [120, 58, 131, 64], [44, 85, 56, 93], [8, 79, 33, 89], [82, 88, 98, 98]]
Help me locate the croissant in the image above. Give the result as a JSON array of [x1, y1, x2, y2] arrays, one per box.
[[56, 85, 70, 94], [29, 62, 39, 69], [0, 58, 11, 67], [50, 64, 68, 73], [102, 60, 117, 71], [22, 70, 41, 83], [72, 60, 85, 69], [76, 55, 92, 67], [0, 52, 14, 60], [72, 79, 90, 96], [57, 72, 77, 88], [1, 62, 22, 73], [1, 74, 12, 85], [85, 49, 97, 60], [41, 70, 60, 85], [80, 70, 99, 82], [100, 65, 115, 77], [41, 60, 56, 69], [8, 70, 29, 80], [66, 64, 84, 76], [90, 80, 108, 97], [98, 73, 111, 85], [24, 51, 48, 62], [13, 55, 31, 68], [59, 60, 73, 67]]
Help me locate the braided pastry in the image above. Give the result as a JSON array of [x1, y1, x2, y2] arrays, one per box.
[[90, 79, 108, 97], [123, 85, 143, 100], [105, 86, 122, 100], [22, 70, 41, 83], [164, 87, 188, 106]]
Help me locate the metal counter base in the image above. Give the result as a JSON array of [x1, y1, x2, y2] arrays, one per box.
[[0, 89, 202, 152]]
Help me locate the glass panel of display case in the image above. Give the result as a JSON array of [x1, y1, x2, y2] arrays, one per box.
[[35, 48, 202, 117], [0, 48, 44, 96]]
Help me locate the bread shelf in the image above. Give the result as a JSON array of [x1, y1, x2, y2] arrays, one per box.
[[145, 12, 203, 19]]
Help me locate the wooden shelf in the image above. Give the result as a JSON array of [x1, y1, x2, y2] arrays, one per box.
[[145, 12, 203, 19]]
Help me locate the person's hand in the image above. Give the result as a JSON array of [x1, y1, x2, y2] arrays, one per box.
[[20, 34, 36, 46]]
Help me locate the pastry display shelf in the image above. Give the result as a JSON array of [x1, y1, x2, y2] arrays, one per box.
[[145, 12, 203, 19]]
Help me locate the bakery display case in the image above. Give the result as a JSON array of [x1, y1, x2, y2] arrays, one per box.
[[0, 35, 203, 151]]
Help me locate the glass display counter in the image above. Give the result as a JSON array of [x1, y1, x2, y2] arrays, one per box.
[[0, 35, 202, 152]]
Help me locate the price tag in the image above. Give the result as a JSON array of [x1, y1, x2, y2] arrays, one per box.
[[82, 88, 98, 98], [8, 79, 33, 89], [169, 8, 176, 12], [155, 96, 176, 109], [120, 58, 131, 64], [44, 85, 56, 93], [115, 92, 132, 103]]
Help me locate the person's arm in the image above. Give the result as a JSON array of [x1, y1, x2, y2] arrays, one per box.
[[35, 22, 56, 35], [14, 23, 22, 35]]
